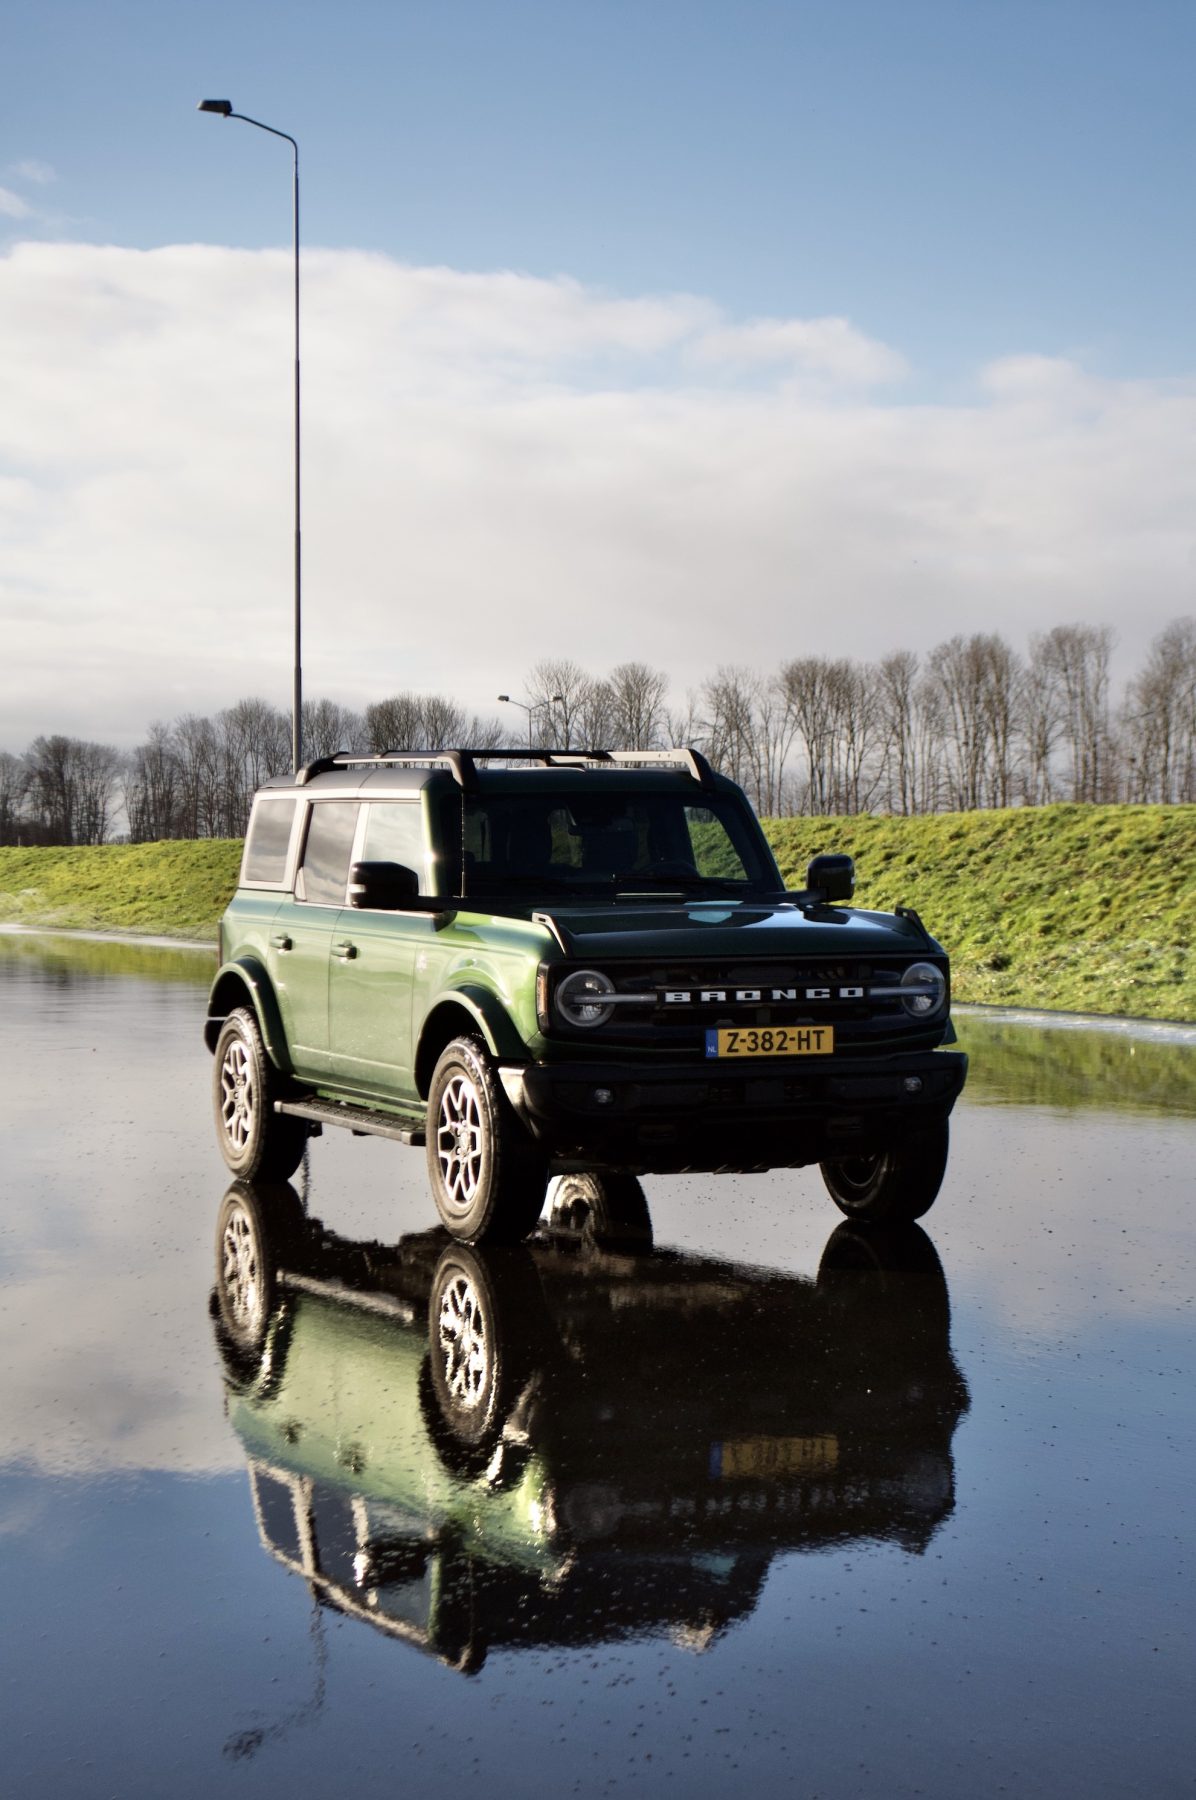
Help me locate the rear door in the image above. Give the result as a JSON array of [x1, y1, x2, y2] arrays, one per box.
[[270, 800, 361, 1079], [327, 799, 430, 1101]]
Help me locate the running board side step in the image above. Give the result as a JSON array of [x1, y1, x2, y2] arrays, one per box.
[[276, 1096, 426, 1146]]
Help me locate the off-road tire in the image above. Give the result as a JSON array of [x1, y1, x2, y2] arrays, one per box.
[[819, 1121, 950, 1224], [425, 1035, 548, 1243], [213, 1005, 308, 1181]]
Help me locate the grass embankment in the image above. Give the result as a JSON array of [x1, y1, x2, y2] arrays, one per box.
[[0, 803, 1192, 1020], [0, 840, 242, 940], [767, 803, 1196, 1022]]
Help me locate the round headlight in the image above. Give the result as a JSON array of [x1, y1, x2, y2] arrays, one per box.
[[900, 962, 946, 1019], [556, 968, 616, 1028]]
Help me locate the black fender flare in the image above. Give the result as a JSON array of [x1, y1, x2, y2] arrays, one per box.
[[204, 958, 293, 1073], [414, 983, 529, 1097]]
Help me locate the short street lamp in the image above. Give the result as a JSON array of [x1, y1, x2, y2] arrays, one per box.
[[198, 98, 304, 773], [498, 693, 564, 748]]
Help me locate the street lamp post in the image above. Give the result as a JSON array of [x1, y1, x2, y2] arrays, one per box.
[[198, 99, 304, 773], [498, 693, 564, 748]]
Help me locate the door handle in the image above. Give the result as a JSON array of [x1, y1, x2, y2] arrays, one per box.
[[271, 933, 293, 951], [334, 940, 358, 961]]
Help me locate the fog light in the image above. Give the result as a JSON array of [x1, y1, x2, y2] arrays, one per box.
[[903, 1076, 923, 1094], [593, 1087, 615, 1106]]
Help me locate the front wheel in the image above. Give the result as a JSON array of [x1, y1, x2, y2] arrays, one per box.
[[820, 1121, 950, 1224], [425, 1036, 547, 1242]]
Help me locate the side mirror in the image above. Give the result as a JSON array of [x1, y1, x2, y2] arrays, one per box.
[[349, 860, 420, 910], [806, 854, 855, 904]]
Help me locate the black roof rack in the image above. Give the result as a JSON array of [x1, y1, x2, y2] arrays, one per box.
[[294, 746, 716, 792]]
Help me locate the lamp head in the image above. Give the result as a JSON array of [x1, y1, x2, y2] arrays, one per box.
[[197, 98, 233, 115], [497, 694, 511, 704]]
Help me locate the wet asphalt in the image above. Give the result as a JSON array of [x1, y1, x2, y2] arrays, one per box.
[[0, 932, 1192, 1800]]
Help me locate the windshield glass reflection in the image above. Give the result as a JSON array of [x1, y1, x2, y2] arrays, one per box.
[[213, 1177, 969, 1673]]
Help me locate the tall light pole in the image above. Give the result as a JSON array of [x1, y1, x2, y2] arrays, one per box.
[[198, 99, 304, 773], [498, 693, 564, 748]]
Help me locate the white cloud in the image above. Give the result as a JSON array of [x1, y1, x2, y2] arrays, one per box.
[[0, 187, 32, 220], [694, 314, 908, 385], [1, 240, 1194, 751]]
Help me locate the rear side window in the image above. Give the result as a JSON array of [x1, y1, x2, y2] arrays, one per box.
[[298, 803, 361, 905], [361, 802, 427, 890], [242, 798, 298, 886]]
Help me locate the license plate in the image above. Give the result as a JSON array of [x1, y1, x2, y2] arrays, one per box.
[[705, 1025, 834, 1058], [711, 1435, 839, 1480]]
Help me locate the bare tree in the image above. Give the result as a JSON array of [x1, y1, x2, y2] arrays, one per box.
[[979, 635, 1023, 808], [217, 699, 290, 835], [172, 714, 214, 837], [700, 666, 762, 802], [831, 659, 883, 814], [1019, 653, 1064, 806], [0, 751, 29, 845], [365, 694, 423, 754], [1122, 617, 1196, 803], [1036, 624, 1116, 802], [875, 651, 920, 815], [924, 636, 993, 811], [524, 659, 595, 749], [23, 735, 121, 844], [365, 693, 503, 756], [124, 723, 182, 842], [779, 658, 840, 815], [607, 662, 669, 750], [302, 698, 366, 762]]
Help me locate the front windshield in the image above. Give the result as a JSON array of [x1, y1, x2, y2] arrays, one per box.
[[442, 789, 782, 900]]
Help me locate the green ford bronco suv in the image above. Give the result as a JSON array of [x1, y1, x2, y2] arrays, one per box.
[[205, 747, 967, 1241]]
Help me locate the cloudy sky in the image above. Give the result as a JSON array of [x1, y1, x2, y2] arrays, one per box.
[[4, 0, 1196, 749]]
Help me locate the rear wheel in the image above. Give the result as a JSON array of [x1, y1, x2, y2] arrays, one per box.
[[212, 1006, 307, 1181], [820, 1121, 950, 1224], [425, 1036, 547, 1242]]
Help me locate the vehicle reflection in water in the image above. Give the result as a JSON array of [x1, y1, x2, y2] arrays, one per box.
[[213, 1177, 969, 1674]]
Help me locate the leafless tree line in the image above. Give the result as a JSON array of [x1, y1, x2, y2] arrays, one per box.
[[523, 624, 1196, 815], [2, 619, 1193, 844]]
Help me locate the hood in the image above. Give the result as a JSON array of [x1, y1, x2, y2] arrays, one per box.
[[533, 900, 940, 961]]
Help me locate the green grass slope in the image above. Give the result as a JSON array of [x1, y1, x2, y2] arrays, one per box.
[[0, 841, 242, 940], [765, 803, 1196, 1021], [0, 802, 1192, 1020]]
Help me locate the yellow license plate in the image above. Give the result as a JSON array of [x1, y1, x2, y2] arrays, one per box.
[[705, 1025, 834, 1058], [712, 1435, 839, 1480]]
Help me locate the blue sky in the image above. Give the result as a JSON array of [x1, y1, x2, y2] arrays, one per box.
[[10, 0, 1196, 387], [3, 0, 1196, 743]]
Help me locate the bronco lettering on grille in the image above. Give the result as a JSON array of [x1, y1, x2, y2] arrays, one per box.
[[662, 987, 865, 1004]]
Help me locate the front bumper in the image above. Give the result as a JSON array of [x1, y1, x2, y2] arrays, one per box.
[[499, 1049, 968, 1175]]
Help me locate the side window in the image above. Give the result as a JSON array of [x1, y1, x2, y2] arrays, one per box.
[[242, 798, 298, 886], [297, 803, 360, 906], [360, 802, 426, 890]]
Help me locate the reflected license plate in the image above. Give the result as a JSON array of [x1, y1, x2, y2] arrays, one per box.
[[711, 1435, 840, 1480], [705, 1025, 834, 1058]]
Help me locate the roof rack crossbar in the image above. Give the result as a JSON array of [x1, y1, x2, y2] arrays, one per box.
[[294, 745, 715, 791]]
